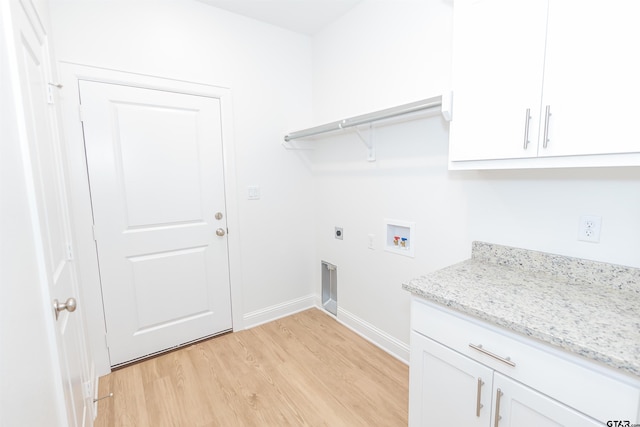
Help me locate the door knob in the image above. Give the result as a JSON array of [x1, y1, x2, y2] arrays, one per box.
[[216, 228, 226, 237], [53, 297, 77, 320]]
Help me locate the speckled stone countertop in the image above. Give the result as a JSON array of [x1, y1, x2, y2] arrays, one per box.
[[402, 241, 640, 378]]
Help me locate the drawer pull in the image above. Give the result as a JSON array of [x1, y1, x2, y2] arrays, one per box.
[[469, 343, 516, 367], [494, 388, 503, 427], [476, 378, 484, 417]]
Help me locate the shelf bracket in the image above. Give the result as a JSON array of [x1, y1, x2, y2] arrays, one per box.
[[354, 123, 375, 162], [281, 140, 315, 151]]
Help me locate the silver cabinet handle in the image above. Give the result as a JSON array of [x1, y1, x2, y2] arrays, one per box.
[[476, 378, 484, 417], [469, 343, 516, 367], [53, 297, 77, 320], [216, 228, 226, 237], [522, 108, 531, 149], [494, 388, 503, 427], [542, 105, 551, 148]]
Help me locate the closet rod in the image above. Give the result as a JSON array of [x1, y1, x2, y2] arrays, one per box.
[[284, 95, 442, 142]]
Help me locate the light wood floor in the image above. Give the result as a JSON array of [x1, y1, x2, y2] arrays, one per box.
[[94, 308, 409, 426]]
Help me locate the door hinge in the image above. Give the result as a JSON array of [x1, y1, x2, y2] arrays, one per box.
[[82, 381, 92, 399], [92, 224, 97, 241], [78, 104, 84, 122], [47, 85, 55, 105], [67, 243, 74, 261], [105, 335, 111, 361]]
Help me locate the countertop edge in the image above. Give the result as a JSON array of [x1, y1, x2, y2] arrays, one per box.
[[403, 282, 638, 378]]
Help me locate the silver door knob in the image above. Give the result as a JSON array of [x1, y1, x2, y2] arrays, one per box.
[[54, 297, 77, 320], [216, 228, 226, 237]]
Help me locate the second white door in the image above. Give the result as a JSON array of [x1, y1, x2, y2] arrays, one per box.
[[80, 80, 232, 366]]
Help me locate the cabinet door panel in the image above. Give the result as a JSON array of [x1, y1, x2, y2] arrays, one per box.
[[409, 332, 493, 426], [492, 373, 601, 427], [540, 0, 640, 157], [449, 0, 548, 161]]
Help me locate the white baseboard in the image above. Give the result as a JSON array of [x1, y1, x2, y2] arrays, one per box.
[[332, 306, 410, 365], [243, 294, 316, 329]]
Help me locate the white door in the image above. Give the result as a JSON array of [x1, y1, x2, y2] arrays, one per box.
[[7, 0, 90, 425], [79, 80, 233, 366]]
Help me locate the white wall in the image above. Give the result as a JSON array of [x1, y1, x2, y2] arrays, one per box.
[[311, 0, 640, 355], [0, 1, 66, 423], [48, 0, 640, 368], [49, 0, 317, 323]]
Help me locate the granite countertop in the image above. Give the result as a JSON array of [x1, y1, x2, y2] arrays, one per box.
[[402, 241, 640, 378]]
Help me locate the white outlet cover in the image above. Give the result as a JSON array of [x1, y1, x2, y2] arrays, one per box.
[[578, 215, 602, 243]]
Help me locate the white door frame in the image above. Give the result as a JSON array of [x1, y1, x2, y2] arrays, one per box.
[[57, 62, 244, 376]]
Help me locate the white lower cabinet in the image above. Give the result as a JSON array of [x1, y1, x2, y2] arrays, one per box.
[[492, 373, 600, 427], [409, 331, 493, 426], [409, 298, 640, 426], [409, 332, 600, 427]]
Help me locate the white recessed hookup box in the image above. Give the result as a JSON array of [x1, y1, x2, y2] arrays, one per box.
[[385, 219, 415, 257]]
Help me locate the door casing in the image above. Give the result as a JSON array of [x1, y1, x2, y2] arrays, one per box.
[[58, 63, 244, 376]]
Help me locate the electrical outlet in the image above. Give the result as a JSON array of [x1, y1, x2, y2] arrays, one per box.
[[578, 215, 602, 243]]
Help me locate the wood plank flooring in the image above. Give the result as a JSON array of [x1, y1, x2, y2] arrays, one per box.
[[94, 308, 409, 426]]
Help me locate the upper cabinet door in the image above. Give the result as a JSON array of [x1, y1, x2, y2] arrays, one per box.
[[449, 0, 549, 161], [539, 0, 640, 157]]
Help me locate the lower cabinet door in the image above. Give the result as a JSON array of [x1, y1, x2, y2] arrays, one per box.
[[491, 372, 601, 427], [409, 331, 493, 426]]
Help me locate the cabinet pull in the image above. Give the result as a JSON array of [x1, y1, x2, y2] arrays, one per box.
[[522, 108, 531, 149], [476, 378, 484, 417], [469, 343, 516, 367], [494, 388, 503, 427], [542, 105, 551, 148]]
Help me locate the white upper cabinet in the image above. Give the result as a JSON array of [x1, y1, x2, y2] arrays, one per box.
[[449, 0, 640, 168], [449, 0, 548, 162], [540, 0, 640, 158]]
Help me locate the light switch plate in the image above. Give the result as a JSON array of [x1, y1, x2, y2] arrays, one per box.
[[247, 186, 260, 200]]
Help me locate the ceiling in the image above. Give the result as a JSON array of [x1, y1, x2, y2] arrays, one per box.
[[195, 0, 362, 35]]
